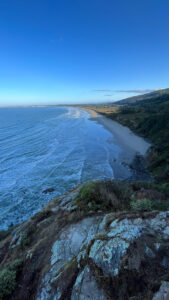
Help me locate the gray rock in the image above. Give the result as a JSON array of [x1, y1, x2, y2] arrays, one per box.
[[71, 266, 106, 300], [89, 237, 130, 276], [51, 216, 103, 267], [36, 210, 169, 299], [153, 281, 169, 300]]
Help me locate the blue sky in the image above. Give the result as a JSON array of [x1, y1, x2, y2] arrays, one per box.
[[0, 0, 169, 106]]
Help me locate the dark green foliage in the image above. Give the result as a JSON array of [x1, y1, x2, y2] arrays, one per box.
[[34, 209, 52, 223], [74, 181, 131, 213], [0, 228, 12, 242], [74, 180, 169, 214], [20, 224, 36, 248], [151, 199, 169, 211], [0, 259, 22, 300], [130, 198, 152, 211], [0, 269, 16, 300], [157, 183, 169, 197], [74, 181, 110, 212], [20, 233, 30, 247], [0, 224, 16, 242], [131, 181, 169, 197], [131, 196, 169, 212], [115, 88, 169, 105], [106, 95, 169, 183]]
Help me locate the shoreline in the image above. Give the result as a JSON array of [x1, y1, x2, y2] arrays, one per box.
[[83, 107, 150, 154], [76, 106, 151, 181]]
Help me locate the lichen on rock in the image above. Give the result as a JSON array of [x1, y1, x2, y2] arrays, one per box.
[[1, 181, 169, 299]]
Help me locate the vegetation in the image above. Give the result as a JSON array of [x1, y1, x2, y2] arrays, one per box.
[[130, 198, 152, 211], [115, 88, 169, 105], [0, 178, 168, 299], [0, 259, 22, 300], [73, 181, 131, 212], [92, 91, 169, 183], [74, 180, 169, 213], [0, 227, 14, 242], [33, 209, 53, 223], [74, 181, 112, 212]]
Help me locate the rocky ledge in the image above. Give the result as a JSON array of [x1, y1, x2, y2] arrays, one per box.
[[0, 180, 169, 300]]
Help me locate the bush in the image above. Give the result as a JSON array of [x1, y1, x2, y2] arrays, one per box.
[[74, 180, 131, 213], [0, 259, 22, 300], [0, 269, 16, 299], [130, 198, 152, 211], [74, 181, 107, 212], [20, 233, 30, 247]]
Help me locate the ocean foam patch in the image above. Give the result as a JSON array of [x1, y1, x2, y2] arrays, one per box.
[[0, 107, 124, 229]]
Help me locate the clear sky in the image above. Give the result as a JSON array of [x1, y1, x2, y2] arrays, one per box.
[[0, 0, 169, 106]]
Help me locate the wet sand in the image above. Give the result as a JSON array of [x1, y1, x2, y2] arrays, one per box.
[[77, 107, 151, 180], [85, 108, 150, 155]]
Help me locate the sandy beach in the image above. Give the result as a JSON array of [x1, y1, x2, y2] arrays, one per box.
[[83, 108, 150, 155], [77, 107, 151, 180]]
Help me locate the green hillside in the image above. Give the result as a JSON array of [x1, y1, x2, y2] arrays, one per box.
[[94, 91, 169, 183], [115, 88, 169, 105]]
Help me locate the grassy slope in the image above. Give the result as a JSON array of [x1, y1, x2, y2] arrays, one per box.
[[90, 93, 169, 183], [115, 88, 169, 105]]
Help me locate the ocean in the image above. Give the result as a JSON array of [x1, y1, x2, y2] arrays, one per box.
[[0, 107, 129, 229]]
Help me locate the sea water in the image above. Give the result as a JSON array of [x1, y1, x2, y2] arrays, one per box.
[[0, 107, 125, 229]]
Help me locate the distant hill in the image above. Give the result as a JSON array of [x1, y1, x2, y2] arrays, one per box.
[[114, 88, 169, 105]]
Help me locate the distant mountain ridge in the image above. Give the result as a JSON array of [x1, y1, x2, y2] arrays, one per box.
[[114, 88, 169, 105]]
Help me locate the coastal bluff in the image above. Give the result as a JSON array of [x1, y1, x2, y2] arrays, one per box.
[[0, 181, 169, 299]]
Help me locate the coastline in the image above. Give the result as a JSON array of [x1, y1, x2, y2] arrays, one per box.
[[76, 106, 151, 181]]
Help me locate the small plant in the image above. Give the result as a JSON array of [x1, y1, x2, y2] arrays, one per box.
[[35, 209, 52, 223], [130, 198, 152, 211], [0, 259, 22, 300], [74, 181, 111, 212], [0, 268, 16, 299], [77, 182, 98, 202], [74, 180, 131, 213], [151, 198, 169, 211], [21, 233, 30, 247]]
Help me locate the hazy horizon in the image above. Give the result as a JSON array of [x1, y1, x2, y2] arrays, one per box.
[[0, 87, 167, 108]]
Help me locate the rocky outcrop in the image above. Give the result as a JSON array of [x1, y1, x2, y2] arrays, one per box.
[[0, 181, 169, 299], [36, 210, 169, 300]]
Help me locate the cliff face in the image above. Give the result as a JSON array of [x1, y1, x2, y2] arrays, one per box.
[[0, 181, 169, 300]]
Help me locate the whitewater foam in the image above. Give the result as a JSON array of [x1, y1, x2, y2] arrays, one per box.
[[0, 106, 128, 229]]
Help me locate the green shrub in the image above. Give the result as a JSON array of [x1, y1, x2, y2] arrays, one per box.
[[74, 181, 107, 212], [130, 198, 152, 211], [156, 183, 169, 197], [0, 259, 22, 300], [9, 259, 23, 271], [0, 268, 16, 299], [77, 181, 97, 202], [21, 233, 30, 247], [151, 198, 169, 211], [74, 180, 131, 212], [35, 209, 52, 223]]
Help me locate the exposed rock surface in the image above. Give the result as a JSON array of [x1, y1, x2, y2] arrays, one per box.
[[36, 209, 169, 300], [42, 188, 55, 194], [0, 182, 169, 300]]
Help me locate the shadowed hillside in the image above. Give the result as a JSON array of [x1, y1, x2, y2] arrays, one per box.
[[88, 90, 169, 183], [114, 88, 169, 105]]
